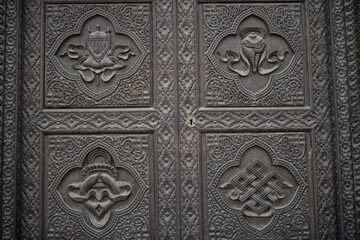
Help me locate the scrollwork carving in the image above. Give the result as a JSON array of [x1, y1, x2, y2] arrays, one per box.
[[47, 135, 151, 238], [202, 4, 306, 106], [217, 16, 292, 79], [60, 25, 135, 85], [45, 4, 150, 107]]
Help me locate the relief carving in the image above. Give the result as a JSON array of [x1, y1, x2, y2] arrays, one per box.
[[61, 25, 135, 86], [220, 158, 293, 219], [211, 16, 293, 95], [48, 136, 150, 238], [217, 146, 300, 230], [45, 5, 151, 107], [218, 18, 289, 78], [206, 133, 309, 237], [65, 148, 132, 228], [203, 5, 306, 106]]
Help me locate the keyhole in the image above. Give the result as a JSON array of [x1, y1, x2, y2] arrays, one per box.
[[186, 116, 196, 128]]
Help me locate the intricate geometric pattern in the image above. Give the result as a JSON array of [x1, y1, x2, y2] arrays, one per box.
[[177, 0, 200, 238], [19, 0, 42, 238], [309, 0, 338, 238], [34, 111, 161, 131], [205, 133, 309, 239], [220, 159, 295, 218], [46, 135, 151, 239], [155, 0, 178, 237], [0, 1, 4, 209]]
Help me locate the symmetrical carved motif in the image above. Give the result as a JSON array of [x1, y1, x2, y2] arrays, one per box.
[[64, 148, 133, 228], [60, 25, 135, 86], [220, 159, 294, 220], [202, 4, 306, 106], [45, 4, 150, 107], [216, 16, 293, 86], [206, 133, 308, 238], [47, 135, 150, 238], [7, 0, 347, 239]]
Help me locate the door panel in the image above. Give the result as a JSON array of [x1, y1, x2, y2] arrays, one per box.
[[16, 0, 338, 239], [177, 0, 337, 239], [20, 0, 177, 239]]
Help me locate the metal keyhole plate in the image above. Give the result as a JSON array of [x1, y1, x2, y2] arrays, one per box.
[[186, 116, 196, 128]]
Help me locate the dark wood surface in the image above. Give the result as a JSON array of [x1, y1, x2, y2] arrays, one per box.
[[0, 0, 359, 239]]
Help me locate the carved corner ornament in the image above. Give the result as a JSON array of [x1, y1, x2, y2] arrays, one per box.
[[207, 15, 295, 97], [212, 143, 306, 232]]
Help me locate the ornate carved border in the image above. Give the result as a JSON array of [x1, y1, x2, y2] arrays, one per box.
[[0, 0, 4, 235], [0, 0, 360, 238], [13, 0, 179, 239], [1, 0, 20, 239], [331, 0, 360, 239], [177, 0, 339, 238]]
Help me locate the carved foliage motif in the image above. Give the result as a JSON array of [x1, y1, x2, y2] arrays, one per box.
[[47, 135, 150, 239], [45, 4, 151, 107], [202, 4, 306, 106], [205, 133, 310, 239]]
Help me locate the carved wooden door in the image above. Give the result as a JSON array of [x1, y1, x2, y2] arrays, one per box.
[[15, 0, 338, 239], [176, 1, 337, 239], [19, 1, 178, 239]]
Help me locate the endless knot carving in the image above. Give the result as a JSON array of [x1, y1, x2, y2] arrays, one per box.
[[211, 140, 306, 232], [66, 148, 132, 228], [61, 25, 135, 86], [220, 159, 293, 217]]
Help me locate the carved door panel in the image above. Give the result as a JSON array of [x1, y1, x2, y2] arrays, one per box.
[[177, 1, 337, 239], [19, 1, 178, 239], [16, 0, 338, 239]]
